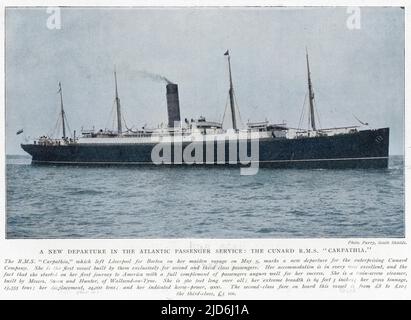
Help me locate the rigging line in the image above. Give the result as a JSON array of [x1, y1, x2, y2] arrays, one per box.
[[48, 117, 56, 137], [111, 98, 117, 131], [298, 92, 307, 130], [233, 91, 244, 127], [50, 109, 62, 137], [297, 92, 308, 130], [313, 99, 322, 130], [61, 108, 72, 137], [218, 93, 229, 123], [48, 116, 58, 138], [352, 114, 369, 126], [112, 112, 116, 131], [122, 112, 131, 131], [64, 113, 72, 137], [120, 106, 127, 129], [51, 114, 61, 138], [105, 99, 116, 130], [299, 106, 306, 131], [221, 92, 230, 125]]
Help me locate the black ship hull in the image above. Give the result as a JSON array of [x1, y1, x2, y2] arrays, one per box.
[[21, 128, 389, 169]]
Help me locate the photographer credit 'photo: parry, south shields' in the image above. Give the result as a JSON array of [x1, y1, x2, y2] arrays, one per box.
[[5, 6, 404, 239]]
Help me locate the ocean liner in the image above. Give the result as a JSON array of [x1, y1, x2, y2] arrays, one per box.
[[21, 51, 389, 169]]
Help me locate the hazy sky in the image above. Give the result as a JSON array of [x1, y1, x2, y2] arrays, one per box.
[[5, 7, 404, 154]]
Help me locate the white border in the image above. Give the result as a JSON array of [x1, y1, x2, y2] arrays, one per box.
[[0, 0, 409, 300]]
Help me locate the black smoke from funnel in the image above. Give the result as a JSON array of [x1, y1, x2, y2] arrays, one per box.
[[136, 70, 174, 84]]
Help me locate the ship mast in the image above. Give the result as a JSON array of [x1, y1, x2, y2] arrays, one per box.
[[225, 50, 237, 130], [114, 69, 123, 135], [58, 82, 66, 139], [306, 49, 316, 131]]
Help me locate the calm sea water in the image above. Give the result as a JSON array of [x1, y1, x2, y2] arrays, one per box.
[[6, 156, 404, 239]]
